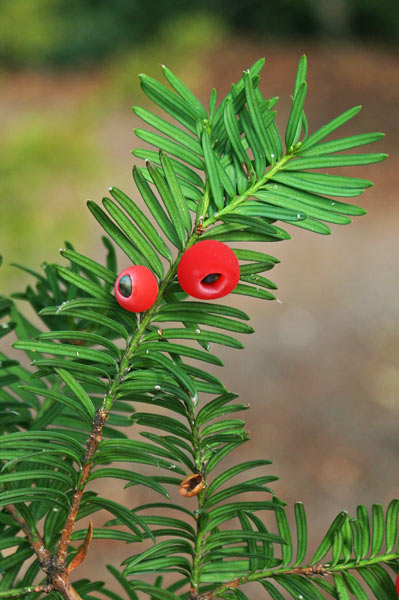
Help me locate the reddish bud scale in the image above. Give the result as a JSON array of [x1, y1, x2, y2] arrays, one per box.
[[114, 266, 158, 312], [179, 473, 204, 498], [177, 240, 240, 300]]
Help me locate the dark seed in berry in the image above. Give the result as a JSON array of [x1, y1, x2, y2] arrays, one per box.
[[201, 273, 221, 285], [119, 274, 132, 297]]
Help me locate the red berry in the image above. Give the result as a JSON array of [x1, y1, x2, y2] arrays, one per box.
[[396, 573, 399, 596], [114, 266, 158, 312], [177, 240, 240, 300]]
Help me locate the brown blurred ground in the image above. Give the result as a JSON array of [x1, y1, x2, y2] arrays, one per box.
[[1, 39, 399, 594]]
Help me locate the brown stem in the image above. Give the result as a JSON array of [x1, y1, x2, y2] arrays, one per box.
[[199, 564, 331, 599], [5, 408, 109, 600], [286, 564, 330, 577], [4, 504, 51, 567], [57, 408, 108, 564], [189, 579, 239, 600], [52, 574, 85, 600], [0, 583, 54, 598], [5, 505, 83, 600]]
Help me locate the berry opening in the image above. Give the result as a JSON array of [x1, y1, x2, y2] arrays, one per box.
[[201, 273, 221, 285], [177, 240, 240, 300], [119, 274, 132, 297]]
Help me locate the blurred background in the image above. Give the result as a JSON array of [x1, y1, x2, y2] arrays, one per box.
[[1, 0, 398, 594]]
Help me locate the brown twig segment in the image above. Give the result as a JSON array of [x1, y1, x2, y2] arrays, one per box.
[[189, 578, 239, 600], [4, 505, 84, 599], [0, 584, 54, 598], [51, 574, 85, 600], [57, 408, 108, 565], [287, 564, 330, 577], [188, 588, 213, 600], [195, 223, 205, 235], [4, 503, 51, 567], [5, 409, 109, 600]]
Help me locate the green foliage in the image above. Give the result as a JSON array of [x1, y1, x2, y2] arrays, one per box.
[[0, 114, 99, 288], [0, 56, 396, 600], [0, 0, 397, 69], [0, 13, 220, 289]]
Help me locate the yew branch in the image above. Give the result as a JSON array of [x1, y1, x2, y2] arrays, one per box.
[[56, 408, 108, 564], [5, 409, 109, 600], [0, 583, 53, 598], [4, 503, 51, 567]]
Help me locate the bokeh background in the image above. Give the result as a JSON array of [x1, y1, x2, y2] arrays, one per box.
[[1, 0, 398, 594]]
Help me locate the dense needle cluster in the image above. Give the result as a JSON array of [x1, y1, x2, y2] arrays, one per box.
[[0, 56, 397, 600]]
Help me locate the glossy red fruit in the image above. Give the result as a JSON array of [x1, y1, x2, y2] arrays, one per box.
[[114, 266, 158, 312], [177, 240, 240, 300], [396, 573, 399, 596]]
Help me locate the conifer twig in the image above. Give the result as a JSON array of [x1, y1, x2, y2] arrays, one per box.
[[56, 408, 108, 564], [5, 411, 108, 600], [4, 503, 51, 567], [0, 584, 54, 598]]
